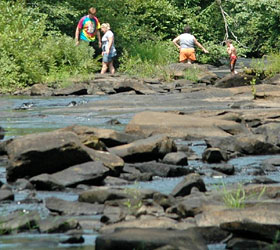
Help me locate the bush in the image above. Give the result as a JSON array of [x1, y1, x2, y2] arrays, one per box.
[[118, 40, 177, 80], [0, 0, 99, 93]]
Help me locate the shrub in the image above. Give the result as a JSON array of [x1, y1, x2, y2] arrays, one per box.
[[0, 0, 99, 93]]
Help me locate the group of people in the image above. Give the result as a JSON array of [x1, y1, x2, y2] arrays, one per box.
[[75, 7, 238, 75], [75, 7, 116, 74]]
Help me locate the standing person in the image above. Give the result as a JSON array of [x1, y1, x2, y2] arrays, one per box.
[[75, 7, 101, 55], [172, 25, 208, 64], [226, 40, 238, 74], [100, 23, 117, 74]]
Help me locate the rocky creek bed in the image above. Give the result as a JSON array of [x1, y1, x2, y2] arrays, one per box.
[[1, 62, 280, 249]]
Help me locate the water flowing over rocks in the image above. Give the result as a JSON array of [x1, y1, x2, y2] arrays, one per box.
[[2, 62, 280, 249]]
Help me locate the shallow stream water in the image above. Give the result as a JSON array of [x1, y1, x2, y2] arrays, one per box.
[[0, 87, 279, 249]]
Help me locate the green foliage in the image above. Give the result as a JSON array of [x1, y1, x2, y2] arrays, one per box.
[[221, 183, 266, 209], [222, 183, 246, 209], [0, 0, 99, 93], [119, 40, 177, 80], [123, 183, 143, 214]]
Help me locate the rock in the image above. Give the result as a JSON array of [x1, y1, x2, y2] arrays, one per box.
[[60, 125, 142, 147], [253, 122, 280, 146], [0, 189, 14, 201], [95, 227, 207, 250], [0, 210, 40, 234], [221, 219, 280, 242], [39, 217, 80, 233], [108, 134, 176, 163], [211, 164, 235, 175], [263, 74, 280, 85], [49, 161, 109, 188], [226, 237, 270, 249], [205, 134, 280, 158], [78, 186, 156, 204], [53, 83, 89, 96], [171, 173, 207, 197], [125, 111, 245, 139], [202, 147, 228, 163], [5, 130, 93, 181], [215, 73, 260, 88], [162, 152, 188, 166], [30, 84, 53, 96], [0, 126, 5, 140], [45, 197, 104, 216], [125, 161, 193, 178]]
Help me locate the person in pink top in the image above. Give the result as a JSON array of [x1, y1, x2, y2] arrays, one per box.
[[75, 7, 101, 55]]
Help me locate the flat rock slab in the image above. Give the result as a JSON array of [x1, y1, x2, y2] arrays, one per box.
[[125, 111, 244, 139]]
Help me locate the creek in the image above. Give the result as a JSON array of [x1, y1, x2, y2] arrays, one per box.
[[0, 62, 279, 249]]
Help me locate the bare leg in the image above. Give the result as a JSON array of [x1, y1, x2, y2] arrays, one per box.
[[101, 62, 108, 74], [108, 61, 115, 74]]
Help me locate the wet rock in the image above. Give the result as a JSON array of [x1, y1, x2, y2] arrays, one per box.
[[120, 172, 153, 182], [0, 189, 14, 201], [30, 173, 65, 191], [0, 210, 40, 234], [108, 134, 176, 163], [171, 173, 207, 197], [5, 130, 93, 181], [205, 134, 280, 158], [100, 205, 127, 224], [162, 152, 188, 166], [211, 164, 235, 175], [202, 147, 228, 163], [39, 217, 80, 233], [226, 237, 270, 250], [45, 197, 104, 216], [78, 186, 156, 204], [61, 234, 84, 244], [14, 178, 34, 191], [261, 157, 280, 172], [51, 161, 109, 187], [103, 176, 131, 186], [221, 219, 280, 242], [96, 227, 207, 250], [85, 148, 124, 174], [125, 161, 193, 178], [167, 192, 208, 217]]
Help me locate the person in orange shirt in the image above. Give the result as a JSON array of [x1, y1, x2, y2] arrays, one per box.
[[173, 25, 208, 64], [226, 39, 238, 74]]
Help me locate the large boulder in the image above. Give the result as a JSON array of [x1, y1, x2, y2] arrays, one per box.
[[125, 111, 245, 139], [5, 130, 93, 181], [60, 125, 142, 148], [108, 134, 176, 163], [205, 134, 280, 157], [95, 227, 207, 250]]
